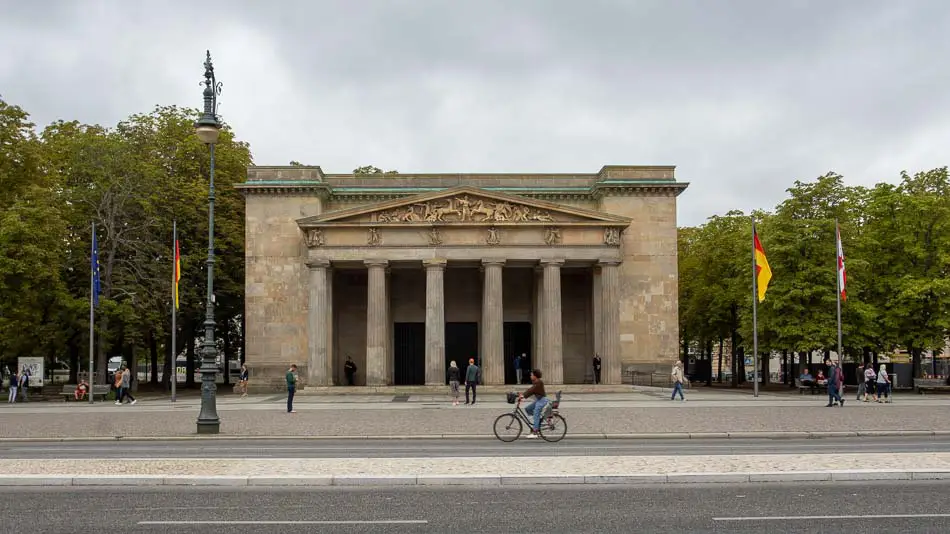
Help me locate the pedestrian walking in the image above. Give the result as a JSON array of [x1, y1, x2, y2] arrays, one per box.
[[18, 370, 29, 402], [7, 371, 17, 404], [864, 364, 877, 402], [464, 358, 480, 405], [855, 363, 866, 401], [113, 366, 124, 403], [876, 364, 891, 403], [593, 353, 602, 385], [116, 365, 136, 405], [239, 364, 250, 397], [835, 361, 845, 404], [825, 359, 843, 407], [344, 356, 357, 386], [671, 360, 686, 401], [447, 360, 461, 406], [286, 364, 298, 413], [513, 354, 523, 385]]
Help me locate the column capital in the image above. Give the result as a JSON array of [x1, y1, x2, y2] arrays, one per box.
[[598, 259, 622, 267], [540, 259, 565, 267], [364, 259, 389, 268], [423, 258, 448, 269], [306, 258, 330, 269], [481, 259, 506, 267]]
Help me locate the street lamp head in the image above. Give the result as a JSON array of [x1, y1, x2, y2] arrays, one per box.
[[194, 50, 222, 145]]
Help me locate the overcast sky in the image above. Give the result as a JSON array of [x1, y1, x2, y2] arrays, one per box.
[[1, 0, 947, 226]]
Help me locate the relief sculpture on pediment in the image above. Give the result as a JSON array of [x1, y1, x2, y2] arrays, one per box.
[[373, 195, 556, 224]]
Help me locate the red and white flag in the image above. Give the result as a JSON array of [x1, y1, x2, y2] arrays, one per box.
[[836, 223, 847, 301]]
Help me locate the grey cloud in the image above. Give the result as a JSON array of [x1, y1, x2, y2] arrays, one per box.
[[1, 0, 948, 225]]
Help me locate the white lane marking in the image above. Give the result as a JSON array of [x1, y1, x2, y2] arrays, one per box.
[[138, 520, 427, 525], [714, 514, 950, 521]]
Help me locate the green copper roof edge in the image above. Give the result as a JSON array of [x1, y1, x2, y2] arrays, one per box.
[[237, 181, 682, 189]]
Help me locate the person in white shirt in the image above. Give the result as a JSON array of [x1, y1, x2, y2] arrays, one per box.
[[876, 364, 891, 403]]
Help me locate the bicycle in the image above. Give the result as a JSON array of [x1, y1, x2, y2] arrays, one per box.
[[493, 391, 567, 442]]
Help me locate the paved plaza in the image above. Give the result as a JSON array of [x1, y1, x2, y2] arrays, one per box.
[[1, 388, 948, 440]]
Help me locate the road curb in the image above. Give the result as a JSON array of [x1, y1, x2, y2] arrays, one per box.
[[2, 470, 950, 487], [2, 430, 949, 443]]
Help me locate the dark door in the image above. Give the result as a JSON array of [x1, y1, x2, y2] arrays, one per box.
[[445, 322, 478, 384], [504, 322, 532, 384], [394, 323, 425, 386]]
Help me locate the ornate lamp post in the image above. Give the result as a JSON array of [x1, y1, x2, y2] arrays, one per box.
[[195, 50, 222, 434]]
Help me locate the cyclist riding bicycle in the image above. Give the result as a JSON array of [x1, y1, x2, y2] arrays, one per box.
[[518, 368, 547, 439]]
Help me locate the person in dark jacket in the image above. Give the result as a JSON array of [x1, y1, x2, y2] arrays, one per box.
[[464, 358, 480, 405], [447, 361, 461, 406], [825, 359, 844, 407]]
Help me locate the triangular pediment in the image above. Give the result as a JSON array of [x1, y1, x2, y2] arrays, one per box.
[[297, 186, 630, 226]]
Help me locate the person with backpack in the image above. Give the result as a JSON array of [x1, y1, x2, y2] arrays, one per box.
[[825, 359, 844, 407], [447, 360, 461, 406], [464, 358, 480, 405]]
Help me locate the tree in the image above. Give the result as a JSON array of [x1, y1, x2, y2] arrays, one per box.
[[353, 165, 398, 175]]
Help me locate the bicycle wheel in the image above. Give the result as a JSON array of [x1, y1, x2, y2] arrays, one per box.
[[539, 413, 567, 442], [493, 413, 523, 442]]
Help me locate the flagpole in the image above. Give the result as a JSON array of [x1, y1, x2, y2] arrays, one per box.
[[835, 220, 843, 363], [171, 220, 177, 403], [751, 216, 759, 398], [88, 222, 95, 404]]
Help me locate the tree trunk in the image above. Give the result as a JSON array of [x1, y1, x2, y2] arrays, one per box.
[[782, 349, 788, 385], [911, 346, 921, 378], [737, 346, 746, 384], [717, 337, 724, 384], [730, 332, 739, 387], [68, 336, 80, 384], [185, 325, 196, 387], [148, 329, 158, 385], [705, 339, 713, 386], [223, 323, 232, 386], [95, 315, 110, 384], [161, 330, 172, 390]]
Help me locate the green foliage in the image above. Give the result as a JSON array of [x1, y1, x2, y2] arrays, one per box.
[[679, 167, 950, 375], [353, 165, 398, 175], [0, 97, 250, 383]]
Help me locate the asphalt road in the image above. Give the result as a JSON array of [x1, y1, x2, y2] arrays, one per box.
[[2, 436, 949, 459], [3, 481, 949, 533]]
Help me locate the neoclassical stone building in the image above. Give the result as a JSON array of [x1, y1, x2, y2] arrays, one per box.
[[237, 165, 687, 389]]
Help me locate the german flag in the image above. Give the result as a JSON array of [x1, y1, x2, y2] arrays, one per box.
[[174, 240, 181, 309], [754, 230, 772, 302]]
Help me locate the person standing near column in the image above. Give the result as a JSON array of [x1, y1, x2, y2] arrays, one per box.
[[514, 354, 523, 385], [286, 364, 298, 413], [344, 356, 358, 386], [447, 361, 461, 406], [593, 353, 602, 385], [464, 358, 480, 405], [238, 364, 249, 397]]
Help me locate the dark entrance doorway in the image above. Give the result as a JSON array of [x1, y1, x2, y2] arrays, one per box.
[[394, 323, 425, 386], [504, 322, 532, 385], [445, 322, 478, 384]]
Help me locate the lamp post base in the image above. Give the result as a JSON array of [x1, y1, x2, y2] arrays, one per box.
[[196, 419, 220, 434]]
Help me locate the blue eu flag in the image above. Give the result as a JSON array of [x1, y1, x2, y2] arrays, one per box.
[[92, 228, 102, 307]]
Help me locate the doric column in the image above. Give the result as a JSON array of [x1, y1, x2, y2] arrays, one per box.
[[533, 266, 544, 372], [365, 260, 389, 386], [542, 259, 564, 384], [592, 265, 603, 363], [481, 259, 505, 385], [307, 259, 330, 386], [424, 259, 447, 385], [600, 260, 622, 385]]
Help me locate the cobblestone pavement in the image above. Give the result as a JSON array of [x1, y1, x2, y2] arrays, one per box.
[[1, 396, 948, 439], [3, 452, 950, 477]]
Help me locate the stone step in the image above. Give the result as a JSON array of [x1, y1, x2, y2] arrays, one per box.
[[300, 384, 633, 395]]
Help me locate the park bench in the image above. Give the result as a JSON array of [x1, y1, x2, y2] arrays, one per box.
[[914, 378, 950, 395], [60, 384, 110, 402], [795, 378, 819, 395]]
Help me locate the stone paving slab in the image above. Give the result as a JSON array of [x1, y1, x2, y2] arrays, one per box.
[[0, 453, 949, 481], [0, 404, 948, 440]]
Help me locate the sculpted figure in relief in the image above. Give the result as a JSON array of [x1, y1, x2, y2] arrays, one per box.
[[544, 226, 561, 245], [428, 226, 443, 246], [604, 227, 621, 246], [367, 227, 381, 246], [486, 226, 500, 245], [373, 195, 557, 224], [306, 228, 325, 247]]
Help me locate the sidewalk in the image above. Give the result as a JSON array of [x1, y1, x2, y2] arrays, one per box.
[[3, 452, 950, 487], [1, 391, 948, 440]]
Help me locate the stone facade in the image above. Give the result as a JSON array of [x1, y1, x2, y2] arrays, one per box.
[[237, 166, 688, 389]]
